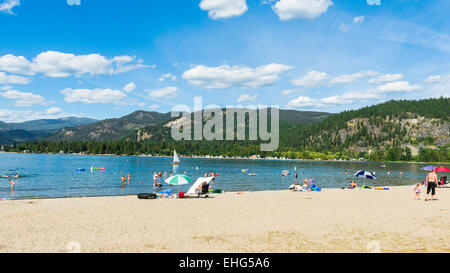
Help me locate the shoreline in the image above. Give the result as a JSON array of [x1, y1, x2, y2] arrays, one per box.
[[1, 151, 448, 165], [2, 185, 438, 202], [1, 185, 449, 253]]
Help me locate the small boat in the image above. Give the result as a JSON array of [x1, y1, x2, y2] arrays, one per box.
[[171, 150, 180, 166]]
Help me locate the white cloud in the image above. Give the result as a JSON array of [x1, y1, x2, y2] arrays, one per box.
[[199, 0, 248, 19], [0, 51, 150, 78], [46, 107, 63, 115], [281, 88, 303, 96], [287, 96, 320, 108], [287, 89, 384, 109], [237, 94, 258, 102], [183, 63, 292, 89], [158, 73, 177, 82], [272, 0, 333, 21], [373, 81, 420, 93], [369, 73, 403, 84], [0, 72, 30, 85], [0, 109, 73, 123], [0, 0, 19, 15], [66, 0, 81, 6], [0, 90, 49, 107], [425, 74, 450, 83], [61, 88, 132, 105], [341, 90, 381, 100], [123, 82, 136, 93], [148, 86, 179, 99], [320, 95, 352, 105], [291, 70, 328, 87], [0, 54, 33, 75], [353, 16, 364, 24], [330, 70, 378, 84], [149, 104, 160, 110]]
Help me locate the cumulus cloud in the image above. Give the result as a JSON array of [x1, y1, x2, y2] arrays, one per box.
[[0, 90, 49, 107], [123, 82, 136, 93], [369, 73, 403, 84], [330, 70, 378, 84], [46, 107, 63, 115], [199, 0, 248, 19], [0, 51, 150, 78], [286, 96, 321, 108], [237, 94, 258, 102], [425, 74, 450, 83], [272, 0, 333, 21], [0, 0, 19, 15], [158, 73, 177, 82], [353, 16, 364, 24], [148, 86, 179, 99], [373, 81, 420, 93], [183, 63, 292, 89], [66, 0, 81, 6], [291, 70, 328, 87], [0, 72, 30, 85], [61, 88, 133, 105]]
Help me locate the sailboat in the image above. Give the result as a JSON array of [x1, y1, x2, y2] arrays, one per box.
[[171, 150, 180, 165]]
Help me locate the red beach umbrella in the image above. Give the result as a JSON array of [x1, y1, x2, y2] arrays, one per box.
[[434, 166, 450, 172]]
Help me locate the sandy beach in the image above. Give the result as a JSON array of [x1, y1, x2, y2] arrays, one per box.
[[0, 186, 449, 253]]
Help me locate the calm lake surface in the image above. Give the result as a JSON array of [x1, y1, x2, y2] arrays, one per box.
[[0, 153, 432, 199]]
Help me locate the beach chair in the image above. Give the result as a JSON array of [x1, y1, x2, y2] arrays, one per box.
[[198, 183, 209, 198]]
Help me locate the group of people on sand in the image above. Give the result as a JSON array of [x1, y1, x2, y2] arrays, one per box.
[[414, 169, 440, 201], [290, 177, 318, 192]]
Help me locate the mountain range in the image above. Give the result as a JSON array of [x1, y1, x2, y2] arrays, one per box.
[[0, 117, 98, 145], [2, 98, 449, 163]]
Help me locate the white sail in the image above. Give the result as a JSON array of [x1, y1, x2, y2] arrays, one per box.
[[173, 150, 180, 163]]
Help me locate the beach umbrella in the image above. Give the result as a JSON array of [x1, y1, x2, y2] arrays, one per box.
[[421, 166, 436, 171], [434, 166, 450, 172], [354, 170, 376, 179], [165, 174, 192, 194], [165, 174, 192, 185]]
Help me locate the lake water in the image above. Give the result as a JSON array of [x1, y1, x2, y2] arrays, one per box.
[[0, 153, 432, 200]]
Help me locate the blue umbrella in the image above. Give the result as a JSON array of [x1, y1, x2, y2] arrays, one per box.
[[354, 170, 376, 179], [421, 166, 436, 171]]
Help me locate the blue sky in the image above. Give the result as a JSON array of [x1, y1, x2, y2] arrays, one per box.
[[0, 0, 449, 122]]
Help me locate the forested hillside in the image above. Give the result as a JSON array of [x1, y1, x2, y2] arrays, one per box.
[[5, 98, 450, 162]]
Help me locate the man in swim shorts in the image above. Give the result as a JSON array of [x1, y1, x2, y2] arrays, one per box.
[[425, 169, 438, 201]]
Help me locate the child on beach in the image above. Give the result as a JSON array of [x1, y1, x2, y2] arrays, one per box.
[[414, 183, 421, 200]]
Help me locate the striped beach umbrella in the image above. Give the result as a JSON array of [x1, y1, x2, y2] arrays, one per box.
[[165, 174, 192, 186], [354, 170, 376, 179], [165, 174, 192, 194]]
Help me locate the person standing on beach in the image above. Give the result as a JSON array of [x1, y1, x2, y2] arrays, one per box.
[[425, 169, 438, 201], [414, 183, 421, 200]]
